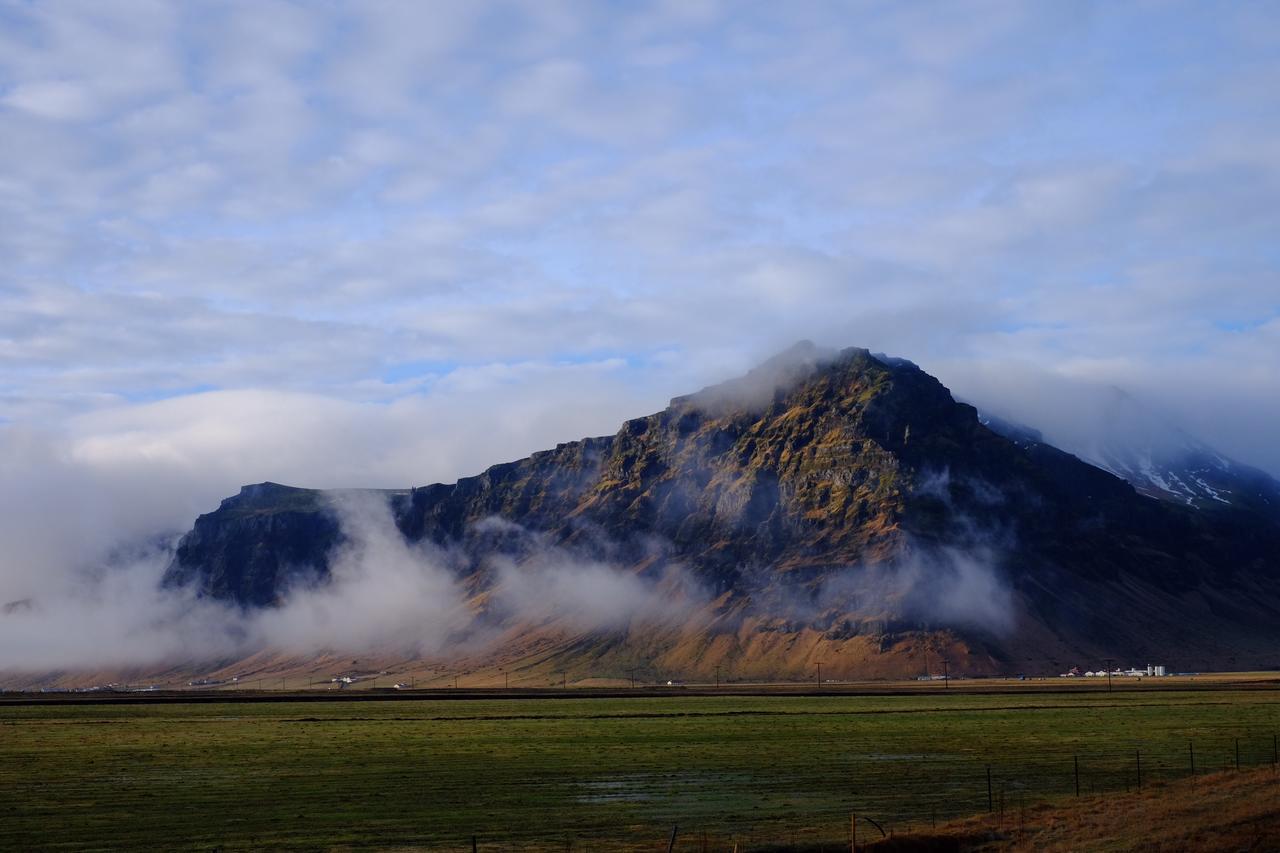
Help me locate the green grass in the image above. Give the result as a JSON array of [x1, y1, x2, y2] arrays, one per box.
[[2, 691, 1278, 850]]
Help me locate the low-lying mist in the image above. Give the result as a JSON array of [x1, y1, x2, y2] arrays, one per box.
[[821, 545, 1015, 634], [739, 541, 1016, 639], [0, 491, 708, 672]]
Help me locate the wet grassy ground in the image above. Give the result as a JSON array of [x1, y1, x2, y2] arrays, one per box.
[[2, 690, 1278, 850]]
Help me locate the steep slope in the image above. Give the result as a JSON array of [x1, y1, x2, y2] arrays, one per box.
[[162, 344, 1280, 675]]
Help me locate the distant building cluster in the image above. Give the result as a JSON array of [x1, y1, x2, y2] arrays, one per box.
[[1059, 664, 1167, 677], [33, 683, 160, 693]]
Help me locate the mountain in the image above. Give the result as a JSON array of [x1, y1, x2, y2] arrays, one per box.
[[979, 389, 1280, 524], [162, 344, 1280, 678], [1067, 388, 1280, 522]]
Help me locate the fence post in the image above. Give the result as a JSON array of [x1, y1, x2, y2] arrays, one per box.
[[1273, 733, 1278, 767], [986, 765, 993, 812], [667, 824, 678, 853], [1189, 740, 1195, 776], [471, 835, 477, 853], [1136, 749, 1141, 790], [1074, 755, 1080, 797], [850, 813, 857, 853], [1235, 738, 1241, 771]]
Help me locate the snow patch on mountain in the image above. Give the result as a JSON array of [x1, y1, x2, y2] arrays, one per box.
[[975, 388, 1280, 520]]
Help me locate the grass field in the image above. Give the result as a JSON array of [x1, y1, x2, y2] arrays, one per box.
[[3, 689, 1279, 850]]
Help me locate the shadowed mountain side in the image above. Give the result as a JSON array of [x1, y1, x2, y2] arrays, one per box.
[[160, 345, 1280, 676], [978, 397, 1280, 525]]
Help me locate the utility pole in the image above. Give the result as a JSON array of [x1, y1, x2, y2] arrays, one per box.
[[1103, 658, 1115, 694], [714, 665, 721, 689], [454, 674, 459, 689], [942, 658, 950, 689], [816, 661, 822, 689], [562, 671, 567, 689]]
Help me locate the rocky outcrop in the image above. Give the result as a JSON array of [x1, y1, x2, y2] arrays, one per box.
[[163, 483, 346, 607]]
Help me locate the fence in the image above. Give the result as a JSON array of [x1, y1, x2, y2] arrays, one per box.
[[422, 731, 1280, 851]]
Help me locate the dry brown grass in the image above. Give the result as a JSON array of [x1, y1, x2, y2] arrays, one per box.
[[863, 765, 1280, 852]]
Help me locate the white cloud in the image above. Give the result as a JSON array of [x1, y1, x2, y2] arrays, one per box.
[[3, 79, 99, 120]]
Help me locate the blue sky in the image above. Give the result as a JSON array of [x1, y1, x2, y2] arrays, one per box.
[[1, 0, 1278, 520]]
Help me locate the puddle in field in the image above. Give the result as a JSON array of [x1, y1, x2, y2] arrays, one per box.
[[576, 771, 753, 806], [578, 777, 653, 804]]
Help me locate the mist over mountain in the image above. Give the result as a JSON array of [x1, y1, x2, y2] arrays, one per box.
[[34, 344, 1253, 683], [4, 344, 1279, 686], [980, 397, 1280, 526]]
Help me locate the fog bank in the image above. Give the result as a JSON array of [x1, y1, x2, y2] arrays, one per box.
[[0, 489, 707, 671]]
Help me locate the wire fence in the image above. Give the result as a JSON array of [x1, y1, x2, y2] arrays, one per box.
[[328, 731, 1280, 851]]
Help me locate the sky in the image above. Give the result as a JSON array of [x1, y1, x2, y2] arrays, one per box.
[[2, 0, 1279, 561]]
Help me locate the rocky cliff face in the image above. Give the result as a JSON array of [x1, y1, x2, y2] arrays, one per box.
[[163, 344, 1280, 673], [163, 483, 347, 607]]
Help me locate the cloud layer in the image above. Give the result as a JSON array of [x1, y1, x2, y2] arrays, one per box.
[[0, 491, 703, 671], [1, 2, 1277, 462]]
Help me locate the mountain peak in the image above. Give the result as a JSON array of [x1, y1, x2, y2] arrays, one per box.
[[668, 342, 905, 417], [762, 338, 825, 365]]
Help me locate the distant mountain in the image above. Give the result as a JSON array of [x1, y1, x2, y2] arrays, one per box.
[[980, 389, 1280, 524], [163, 344, 1280, 678]]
